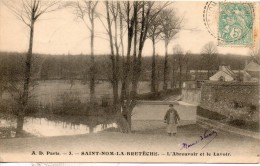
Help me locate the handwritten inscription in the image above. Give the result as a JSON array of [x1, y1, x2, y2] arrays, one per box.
[[181, 129, 218, 150]]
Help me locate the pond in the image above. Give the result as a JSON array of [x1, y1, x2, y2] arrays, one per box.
[[0, 115, 117, 138]]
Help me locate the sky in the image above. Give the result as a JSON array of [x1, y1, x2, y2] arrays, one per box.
[[0, 1, 258, 56]]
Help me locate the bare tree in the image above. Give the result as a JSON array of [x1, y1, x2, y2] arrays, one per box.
[[250, 47, 260, 64], [70, 0, 99, 104], [171, 54, 177, 88], [159, 9, 183, 90], [102, 1, 122, 107], [120, 1, 138, 132], [102, 1, 137, 133], [201, 42, 218, 79], [3, 0, 61, 137], [131, 1, 172, 97], [98, 1, 172, 132], [147, 13, 162, 93], [173, 45, 184, 89], [121, 2, 171, 131], [184, 51, 191, 81], [118, 3, 125, 58]]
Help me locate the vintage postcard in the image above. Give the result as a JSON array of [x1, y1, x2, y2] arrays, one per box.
[[0, 0, 259, 163]]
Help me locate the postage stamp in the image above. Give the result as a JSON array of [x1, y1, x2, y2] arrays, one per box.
[[218, 3, 254, 46]]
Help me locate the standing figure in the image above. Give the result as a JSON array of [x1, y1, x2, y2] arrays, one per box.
[[164, 104, 180, 136]]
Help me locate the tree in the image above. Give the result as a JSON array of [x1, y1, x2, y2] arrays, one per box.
[[3, 0, 61, 137], [147, 13, 162, 93], [171, 54, 177, 88], [119, 2, 171, 131], [201, 42, 218, 79], [70, 0, 99, 104], [250, 47, 260, 64], [112, 1, 159, 132], [119, 1, 137, 132], [130, 1, 172, 97], [159, 9, 183, 90], [173, 45, 184, 89], [184, 51, 191, 81], [102, 1, 123, 107]]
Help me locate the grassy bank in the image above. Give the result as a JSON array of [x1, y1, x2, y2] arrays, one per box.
[[197, 106, 259, 132], [136, 89, 181, 100]]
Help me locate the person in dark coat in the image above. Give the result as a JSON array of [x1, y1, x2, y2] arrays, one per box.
[[164, 104, 180, 136]]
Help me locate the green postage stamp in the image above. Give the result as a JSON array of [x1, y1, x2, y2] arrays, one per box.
[[218, 3, 254, 46]]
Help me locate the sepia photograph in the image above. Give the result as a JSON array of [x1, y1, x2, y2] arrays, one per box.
[[0, 0, 259, 163]]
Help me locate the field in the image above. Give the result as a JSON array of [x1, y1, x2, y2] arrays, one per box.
[[0, 80, 169, 106], [31, 80, 165, 105]]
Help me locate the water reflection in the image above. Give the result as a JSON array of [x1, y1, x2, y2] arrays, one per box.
[[0, 116, 117, 138]]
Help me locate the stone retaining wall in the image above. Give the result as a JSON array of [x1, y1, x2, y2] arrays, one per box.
[[200, 82, 259, 122]]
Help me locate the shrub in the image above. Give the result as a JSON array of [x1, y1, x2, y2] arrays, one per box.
[[53, 91, 85, 115], [101, 95, 111, 107]]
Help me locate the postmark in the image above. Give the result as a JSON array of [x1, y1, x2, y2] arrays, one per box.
[[218, 3, 254, 46], [203, 1, 219, 39]]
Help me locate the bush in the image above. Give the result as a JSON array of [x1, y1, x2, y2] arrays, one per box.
[[101, 95, 112, 107], [51, 91, 112, 116], [53, 91, 86, 115], [0, 95, 39, 116]]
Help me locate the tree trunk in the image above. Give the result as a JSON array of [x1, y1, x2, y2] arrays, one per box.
[[89, 20, 96, 104], [207, 69, 210, 80], [179, 65, 182, 89], [113, 5, 120, 106], [118, 2, 124, 58], [119, 4, 125, 104], [120, 2, 136, 133], [156, 55, 160, 91], [106, 2, 118, 106], [163, 40, 168, 90], [115, 111, 130, 133], [120, 99, 136, 132], [151, 37, 156, 93], [121, 1, 134, 101], [114, 29, 119, 106], [185, 66, 188, 81], [131, 4, 138, 98], [132, 1, 150, 99], [16, 20, 35, 137], [171, 60, 175, 88]]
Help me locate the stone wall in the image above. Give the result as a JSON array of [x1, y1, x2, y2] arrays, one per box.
[[182, 89, 201, 105], [181, 81, 203, 105], [200, 81, 259, 122]]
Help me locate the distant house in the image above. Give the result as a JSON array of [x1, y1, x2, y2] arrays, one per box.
[[244, 60, 260, 82], [189, 70, 212, 80], [209, 65, 236, 82]]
